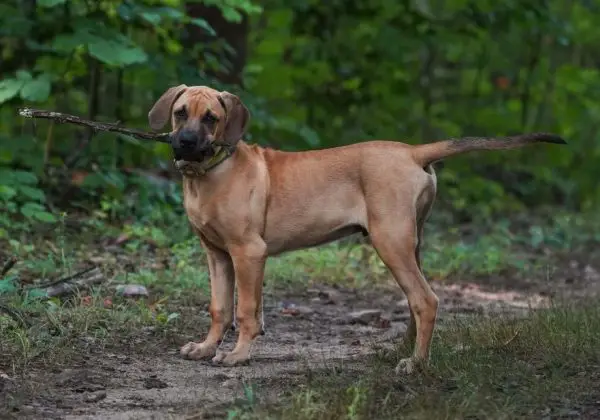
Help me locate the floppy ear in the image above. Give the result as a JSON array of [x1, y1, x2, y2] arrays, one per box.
[[148, 84, 188, 130], [218, 91, 250, 145]]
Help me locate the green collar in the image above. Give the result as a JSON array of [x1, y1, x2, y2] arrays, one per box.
[[178, 145, 234, 177]]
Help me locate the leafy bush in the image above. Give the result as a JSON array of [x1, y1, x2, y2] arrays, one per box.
[[0, 168, 56, 236]]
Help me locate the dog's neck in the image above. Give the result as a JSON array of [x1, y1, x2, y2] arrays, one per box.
[[177, 144, 235, 178]]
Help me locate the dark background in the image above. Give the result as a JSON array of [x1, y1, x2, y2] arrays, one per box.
[[0, 0, 595, 234]]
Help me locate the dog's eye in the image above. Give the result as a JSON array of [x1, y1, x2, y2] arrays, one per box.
[[174, 108, 187, 119], [202, 113, 218, 125]]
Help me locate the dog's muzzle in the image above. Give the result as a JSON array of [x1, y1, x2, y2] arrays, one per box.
[[172, 140, 233, 177], [172, 129, 213, 159]]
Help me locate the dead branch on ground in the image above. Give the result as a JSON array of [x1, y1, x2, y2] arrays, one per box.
[[1, 256, 17, 277], [27, 267, 106, 298]]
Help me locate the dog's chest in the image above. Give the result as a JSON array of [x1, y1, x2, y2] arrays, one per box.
[[183, 195, 225, 245]]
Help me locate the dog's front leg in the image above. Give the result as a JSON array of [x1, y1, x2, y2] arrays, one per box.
[[213, 238, 267, 366], [181, 243, 235, 360]]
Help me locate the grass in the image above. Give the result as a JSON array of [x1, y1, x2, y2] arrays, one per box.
[[226, 301, 600, 419], [0, 292, 194, 371], [1, 208, 600, 417], [0, 208, 597, 370]]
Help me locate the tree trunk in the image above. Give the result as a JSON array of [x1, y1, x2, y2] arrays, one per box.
[[183, 3, 249, 87]]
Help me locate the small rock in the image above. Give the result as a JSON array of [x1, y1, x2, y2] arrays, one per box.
[[347, 309, 382, 325], [116, 284, 149, 299], [84, 391, 107, 403]]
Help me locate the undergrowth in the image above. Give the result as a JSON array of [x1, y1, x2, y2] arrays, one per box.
[[0, 206, 598, 417], [224, 301, 600, 419], [1, 206, 597, 373]]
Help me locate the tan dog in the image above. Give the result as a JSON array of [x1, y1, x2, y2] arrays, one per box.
[[148, 85, 566, 373]]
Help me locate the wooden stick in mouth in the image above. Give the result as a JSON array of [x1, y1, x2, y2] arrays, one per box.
[[18, 107, 172, 144]]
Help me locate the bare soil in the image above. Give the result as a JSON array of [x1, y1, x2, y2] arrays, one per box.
[[2, 253, 600, 420]]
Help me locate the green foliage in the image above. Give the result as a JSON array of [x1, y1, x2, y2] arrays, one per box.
[[0, 71, 52, 104], [0, 275, 19, 295], [0, 169, 57, 235], [245, 0, 597, 213], [0, 0, 599, 238]]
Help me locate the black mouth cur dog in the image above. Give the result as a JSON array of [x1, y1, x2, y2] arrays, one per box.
[[148, 84, 566, 373]]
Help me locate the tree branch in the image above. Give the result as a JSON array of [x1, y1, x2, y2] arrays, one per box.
[[39, 267, 106, 298], [18, 108, 171, 144], [1, 256, 17, 278]]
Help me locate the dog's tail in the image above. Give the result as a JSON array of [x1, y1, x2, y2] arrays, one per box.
[[410, 133, 567, 167]]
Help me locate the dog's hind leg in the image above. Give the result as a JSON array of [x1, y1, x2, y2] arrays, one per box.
[[404, 167, 437, 348], [368, 208, 439, 374]]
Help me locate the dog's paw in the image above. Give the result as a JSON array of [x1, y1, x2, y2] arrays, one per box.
[[212, 350, 250, 367], [180, 342, 217, 360], [394, 357, 424, 375], [211, 350, 227, 364]]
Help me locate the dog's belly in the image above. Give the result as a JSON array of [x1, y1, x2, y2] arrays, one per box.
[[263, 210, 368, 255], [267, 225, 368, 256], [262, 179, 368, 255]]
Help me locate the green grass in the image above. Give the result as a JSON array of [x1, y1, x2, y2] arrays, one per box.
[[1, 208, 600, 417], [225, 301, 600, 420], [0, 292, 194, 372], [2, 207, 597, 294], [0, 208, 597, 373]]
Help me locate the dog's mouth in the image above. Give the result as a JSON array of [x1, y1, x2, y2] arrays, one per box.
[[173, 146, 214, 165], [173, 146, 219, 177]]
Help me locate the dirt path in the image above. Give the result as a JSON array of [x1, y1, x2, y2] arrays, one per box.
[[7, 272, 586, 420]]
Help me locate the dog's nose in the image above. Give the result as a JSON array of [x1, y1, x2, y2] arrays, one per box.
[[179, 130, 197, 149]]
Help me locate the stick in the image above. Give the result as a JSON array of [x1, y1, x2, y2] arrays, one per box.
[[18, 108, 171, 144], [25, 267, 106, 298], [24, 266, 97, 290], [44, 267, 106, 298], [0, 304, 29, 327], [0, 267, 105, 327], [1, 256, 17, 277]]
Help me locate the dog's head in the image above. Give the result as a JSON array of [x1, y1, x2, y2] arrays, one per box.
[[148, 85, 250, 167]]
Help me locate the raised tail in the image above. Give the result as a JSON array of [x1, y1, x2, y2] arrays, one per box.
[[411, 133, 567, 167]]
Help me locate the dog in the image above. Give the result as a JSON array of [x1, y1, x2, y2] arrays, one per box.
[[148, 84, 566, 373]]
